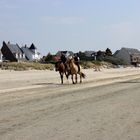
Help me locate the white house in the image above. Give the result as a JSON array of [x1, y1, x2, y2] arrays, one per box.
[[21, 44, 41, 61], [29, 43, 41, 60]]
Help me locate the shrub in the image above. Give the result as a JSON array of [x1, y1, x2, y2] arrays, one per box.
[[103, 56, 127, 65]]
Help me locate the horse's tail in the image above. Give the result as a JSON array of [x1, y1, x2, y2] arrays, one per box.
[[81, 72, 86, 78]]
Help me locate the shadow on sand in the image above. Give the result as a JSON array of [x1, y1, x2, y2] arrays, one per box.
[[33, 82, 70, 87], [120, 79, 140, 84]]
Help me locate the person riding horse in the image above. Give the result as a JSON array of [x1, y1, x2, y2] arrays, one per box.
[[60, 53, 71, 75], [55, 53, 85, 84], [73, 54, 80, 72], [60, 53, 67, 64], [60, 53, 67, 68]]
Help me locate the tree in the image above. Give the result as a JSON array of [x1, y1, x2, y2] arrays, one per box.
[[44, 52, 53, 62], [105, 48, 112, 56], [78, 51, 86, 60], [96, 50, 105, 61]]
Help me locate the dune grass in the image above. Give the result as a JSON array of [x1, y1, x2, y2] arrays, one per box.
[[80, 61, 113, 69], [0, 62, 54, 71], [0, 60, 114, 71]]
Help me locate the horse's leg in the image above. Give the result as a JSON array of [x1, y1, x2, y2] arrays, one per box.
[[60, 72, 63, 84], [75, 74, 78, 84], [80, 73, 82, 83], [71, 74, 75, 84], [61, 74, 63, 84], [65, 71, 69, 79]]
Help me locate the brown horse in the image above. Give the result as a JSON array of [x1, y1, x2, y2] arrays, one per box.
[[55, 61, 69, 84], [68, 58, 85, 84]]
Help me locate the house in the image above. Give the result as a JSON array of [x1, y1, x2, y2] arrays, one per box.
[[84, 51, 96, 57], [21, 44, 41, 61], [1, 41, 26, 62], [114, 47, 140, 65], [130, 53, 140, 66], [84, 51, 97, 60], [96, 50, 106, 61], [29, 43, 41, 61], [0, 50, 3, 62], [21, 45, 34, 61], [56, 51, 74, 57], [1, 41, 41, 62]]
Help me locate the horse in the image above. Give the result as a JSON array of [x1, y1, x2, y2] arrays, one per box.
[[55, 61, 69, 84], [68, 58, 86, 84]]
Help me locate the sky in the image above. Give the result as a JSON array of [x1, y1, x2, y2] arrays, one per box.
[[0, 0, 140, 55]]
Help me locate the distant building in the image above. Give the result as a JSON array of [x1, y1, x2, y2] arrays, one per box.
[[56, 51, 74, 57], [21, 45, 34, 61], [84, 51, 97, 60], [114, 47, 140, 65], [84, 51, 96, 57], [130, 53, 140, 65], [29, 43, 41, 60], [1, 41, 41, 62], [1, 41, 26, 62], [96, 50, 106, 61], [21, 43, 41, 61]]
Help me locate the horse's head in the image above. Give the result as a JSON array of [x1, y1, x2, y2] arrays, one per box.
[[68, 57, 74, 64]]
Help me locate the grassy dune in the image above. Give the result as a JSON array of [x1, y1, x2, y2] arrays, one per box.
[[0, 62, 54, 71], [0, 61, 114, 71]]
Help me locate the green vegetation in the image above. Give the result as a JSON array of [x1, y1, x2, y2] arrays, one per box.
[[0, 60, 114, 71], [103, 56, 127, 65], [0, 62, 54, 71]]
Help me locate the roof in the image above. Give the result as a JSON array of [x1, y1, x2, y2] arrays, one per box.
[[6, 43, 23, 54], [21, 46, 34, 54], [122, 47, 140, 54], [84, 51, 96, 57], [56, 51, 74, 56], [29, 43, 37, 50], [21, 46, 34, 60], [114, 48, 140, 56], [113, 50, 119, 56]]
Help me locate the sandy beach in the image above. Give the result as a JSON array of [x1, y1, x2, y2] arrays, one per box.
[[0, 67, 140, 92], [0, 67, 140, 140]]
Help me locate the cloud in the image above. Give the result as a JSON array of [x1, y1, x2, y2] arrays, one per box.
[[41, 16, 86, 25]]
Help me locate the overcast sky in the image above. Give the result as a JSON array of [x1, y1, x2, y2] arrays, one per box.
[[0, 0, 140, 55]]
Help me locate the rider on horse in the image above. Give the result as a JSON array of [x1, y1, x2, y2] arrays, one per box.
[[73, 53, 80, 72], [60, 52, 71, 76], [60, 52, 67, 64]]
